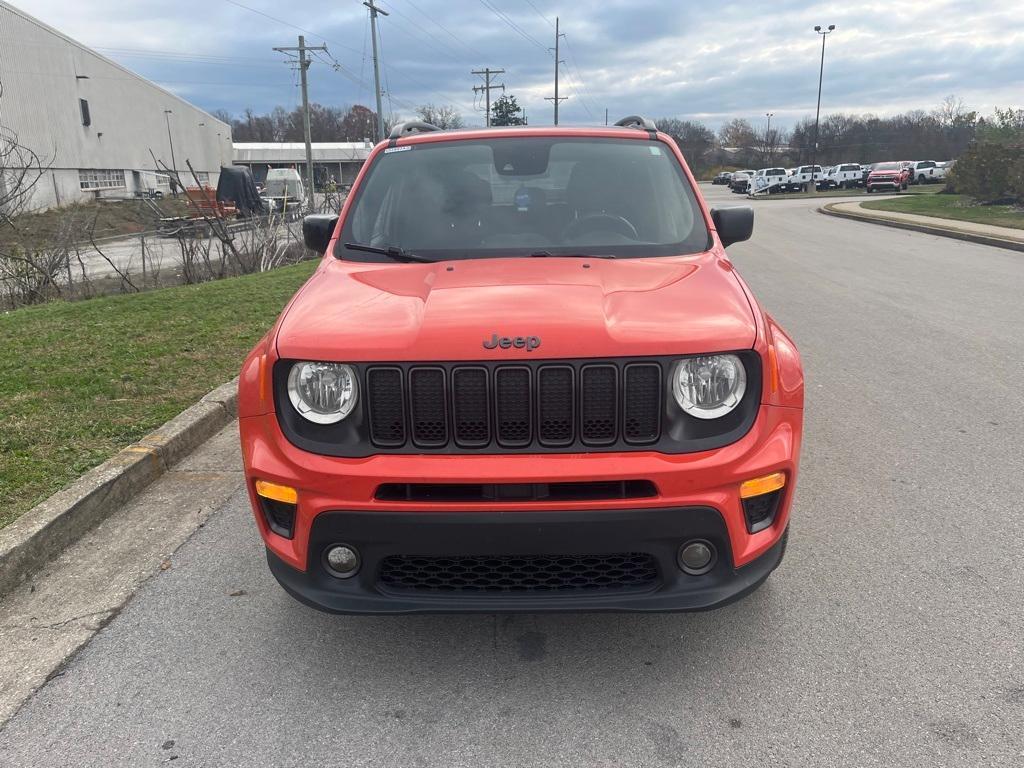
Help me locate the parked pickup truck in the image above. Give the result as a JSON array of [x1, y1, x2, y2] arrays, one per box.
[[909, 161, 948, 185], [787, 165, 824, 192], [866, 161, 909, 192], [240, 116, 803, 614], [827, 163, 864, 189], [749, 167, 789, 195], [729, 169, 757, 193]]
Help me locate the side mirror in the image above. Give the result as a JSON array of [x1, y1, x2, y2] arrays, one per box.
[[302, 214, 339, 254], [710, 206, 754, 248]]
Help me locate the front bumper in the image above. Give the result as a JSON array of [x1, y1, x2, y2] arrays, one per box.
[[241, 403, 801, 613], [267, 508, 788, 614]]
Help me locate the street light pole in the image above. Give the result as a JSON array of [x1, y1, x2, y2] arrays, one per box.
[[766, 112, 774, 163], [809, 24, 835, 195], [163, 109, 178, 196]]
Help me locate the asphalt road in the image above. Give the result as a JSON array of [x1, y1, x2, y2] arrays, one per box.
[[2, 185, 1023, 767]]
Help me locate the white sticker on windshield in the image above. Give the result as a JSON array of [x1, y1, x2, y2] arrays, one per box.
[[649, 146, 662, 156], [384, 145, 412, 154]]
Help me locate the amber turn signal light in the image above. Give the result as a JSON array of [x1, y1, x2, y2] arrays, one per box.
[[255, 479, 298, 505], [739, 472, 786, 499]]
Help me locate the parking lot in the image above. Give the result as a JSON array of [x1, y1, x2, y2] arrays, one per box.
[[1, 185, 1022, 766]]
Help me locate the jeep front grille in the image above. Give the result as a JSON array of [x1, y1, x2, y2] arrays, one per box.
[[365, 360, 663, 451]]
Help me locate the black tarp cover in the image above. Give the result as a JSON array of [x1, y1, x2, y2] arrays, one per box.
[[216, 166, 267, 216]]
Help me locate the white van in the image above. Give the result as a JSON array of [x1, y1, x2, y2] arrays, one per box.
[[264, 168, 306, 214]]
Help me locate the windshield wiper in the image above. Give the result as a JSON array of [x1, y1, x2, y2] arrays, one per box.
[[343, 242, 436, 263], [530, 250, 616, 259]]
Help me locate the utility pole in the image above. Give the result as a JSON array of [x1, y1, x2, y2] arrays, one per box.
[[364, 1, 389, 142], [765, 112, 774, 163], [809, 24, 835, 195], [163, 109, 177, 196], [471, 68, 505, 127], [604, 108, 608, 126], [274, 36, 327, 207], [544, 17, 568, 124]]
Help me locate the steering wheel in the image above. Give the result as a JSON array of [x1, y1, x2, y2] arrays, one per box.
[[562, 213, 639, 242]]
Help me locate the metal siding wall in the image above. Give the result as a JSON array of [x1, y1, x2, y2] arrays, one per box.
[[0, 1, 231, 206]]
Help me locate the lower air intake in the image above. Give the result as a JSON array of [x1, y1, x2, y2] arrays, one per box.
[[378, 552, 659, 594]]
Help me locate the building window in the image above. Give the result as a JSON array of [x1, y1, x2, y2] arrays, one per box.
[[194, 171, 210, 185], [79, 169, 125, 190], [79, 99, 91, 127]]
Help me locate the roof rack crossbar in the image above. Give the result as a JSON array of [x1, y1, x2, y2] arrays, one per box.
[[614, 115, 658, 132], [388, 120, 442, 140]]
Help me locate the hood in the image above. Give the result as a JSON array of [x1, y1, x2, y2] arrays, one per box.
[[275, 254, 757, 362]]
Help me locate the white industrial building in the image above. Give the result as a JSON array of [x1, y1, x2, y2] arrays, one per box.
[[0, 1, 231, 211], [232, 143, 373, 189]]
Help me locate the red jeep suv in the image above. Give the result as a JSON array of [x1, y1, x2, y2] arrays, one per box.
[[238, 116, 804, 614]]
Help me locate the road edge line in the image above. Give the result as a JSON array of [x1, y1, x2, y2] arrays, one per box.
[[0, 379, 239, 597], [818, 202, 1024, 253]]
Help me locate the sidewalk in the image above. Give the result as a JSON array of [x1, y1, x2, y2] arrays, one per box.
[[821, 200, 1024, 252]]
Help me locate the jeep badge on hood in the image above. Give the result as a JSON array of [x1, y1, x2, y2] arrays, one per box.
[[483, 333, 541, 351]]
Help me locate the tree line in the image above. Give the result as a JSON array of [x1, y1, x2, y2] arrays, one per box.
[[216, 95, 1017, 183]]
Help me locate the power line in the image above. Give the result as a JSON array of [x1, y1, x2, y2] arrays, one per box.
[[404, 0, 487, 60], [521, 0, 554, 28], [561, 35, 598, 119], [223, 0, 362, 54], [376, 0, 472, 66], [477, 0, 549, 53]]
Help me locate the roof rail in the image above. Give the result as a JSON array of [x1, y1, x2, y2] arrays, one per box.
[[388, 120, 442, 140], [614, 115, 658, 132]]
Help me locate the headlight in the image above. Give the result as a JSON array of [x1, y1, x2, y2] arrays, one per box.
[[672, 354, 747, 419], [287, 362, 358, 424]]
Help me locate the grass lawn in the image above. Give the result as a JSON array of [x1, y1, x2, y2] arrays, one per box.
[[861, 193, 1024, 230], [0, 260, 317, 529]]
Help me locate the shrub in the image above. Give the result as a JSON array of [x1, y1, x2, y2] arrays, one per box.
[[946, 108, 1024, 203]]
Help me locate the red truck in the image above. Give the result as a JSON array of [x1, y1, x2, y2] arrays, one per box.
[[866, 161, 910, 192], [238, 116, 804, 614]]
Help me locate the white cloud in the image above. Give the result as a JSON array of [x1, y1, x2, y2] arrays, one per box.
[[13, 0, 1024, 127]]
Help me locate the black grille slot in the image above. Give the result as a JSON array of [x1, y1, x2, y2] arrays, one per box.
[[409, 368, 448, 447], [581, 365, 618, 445], [376, 480, 657, 502], [537, 366, 574, 446], [624, 363, 662, 444], [379, 552, 659, 594], [495, 367, 531, 447], [366, 367, 406, 446], [451, 367, 490, 447]]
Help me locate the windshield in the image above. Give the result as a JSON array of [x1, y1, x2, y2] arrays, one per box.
[[338, 137, 710, 261], [265, 178, 302, 198], [874, 162, 900, 170]]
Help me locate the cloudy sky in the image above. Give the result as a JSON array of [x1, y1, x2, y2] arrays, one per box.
[[20, 0, 1024, 129]]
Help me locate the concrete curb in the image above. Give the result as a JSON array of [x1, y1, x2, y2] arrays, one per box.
[[0, 379, 239, 597], [818, 202, 1024, 253]]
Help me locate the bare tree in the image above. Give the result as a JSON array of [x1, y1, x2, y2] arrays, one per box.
[[415, 104, 464, 129], [934, 94, 967, 127]]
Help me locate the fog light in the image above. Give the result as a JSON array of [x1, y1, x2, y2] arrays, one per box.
[[678, 540, 716, 575], [324, 545, 360, 578]]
